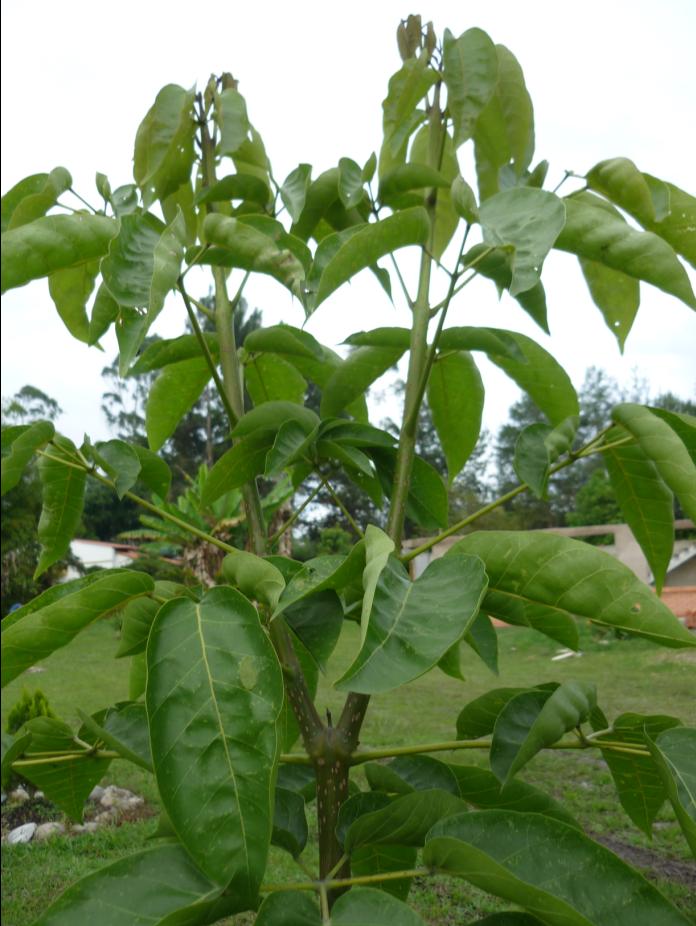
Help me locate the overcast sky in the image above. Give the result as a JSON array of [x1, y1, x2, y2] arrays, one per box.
[[1, 0, 695, 444]]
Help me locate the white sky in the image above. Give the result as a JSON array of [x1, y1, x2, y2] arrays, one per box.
[[2, 0, 695, 444]]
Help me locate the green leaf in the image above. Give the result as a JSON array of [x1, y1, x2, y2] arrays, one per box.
[[34, 844, 243, 925], [111, 184, 139, 217], [451, 175, 480, 224], [283, 590, 344, 670], [232, 126, 272, 189], [129, 652, 147, 700], [255, 891, 320, 926], [94, 439, 142, 499], [202, 431, 274, 505], [646, 727, 696, 857], [312, 207, 430, 309], [471, 917, 545, 926], [464, 611, 499, 674], [203, 213, 305, 297], [437, 326, 525, 361], [648, 408, 696, 465], [351, 844, 418, 901], [642, 180, 696, 269], [473, 45, 535, 200], [130, 333, 218, 375], [146, 587, 284, 895], [428, 351, 484, 482], [1, 213, 117, 294], [336, 552, 488, 694], [146, 357, 211, 451], [463, 244, 549, 332], [612, 403, 696, 522], [344, 327, 411, 349], [378, 164, 450, 207], [18, 717, 111, 822], [594, 713, 682, 836], [346, 788, 467, 852], [48, 260, 98, 342], [274, 543, 367, 617], [233, 401, 319, 439], [365, 755, 461, 797], [115, 307, 150, 376], [217, 87, 250, 156], [195, 173, 269, 207], [513, 418, 576, 500], [245, 353, 307, 406], [1, 731, 31, 789], [604, 441, 674, 593], [100, 211, 164, 310], [133, 84, 196, 207], [245, 323, 322, 359], [578, 257, 640, 350], [320, 345, 405, 419], [34, 435, 86, 579], [271, 787, 308, 858], [331, 887, 428, 925], [449, 531, 695, 648], [2, 569, 153, 687], [222, 550, 286, 609], [336, 792, 392, 846], [277, 628, 319, 752], [116, 597, 160, 658], [457, 688, 531, 740], [1, 419, 54, 496], [4, 166, 72, 230], [265, 420, 317, 475], [338, 157, 365, 209], [382, 57, 437, 157], [88, 283, 120, 345], [409, 127, 459, 259], [586, 158, 666, 224], [150, 208, 186, 316], [448, 763, 579, 828], [556, 192, 696, 309], [285, 346, 369, 422], [443, 28, 498, 147], [371, 450, 449, 531], [424, 811, 690, 926], [78, 701, 152, 771], [133, 445, 171, 498], [280, 163, 312, 223], [479, 188, 565, 296], [491, 682, 596, 783]]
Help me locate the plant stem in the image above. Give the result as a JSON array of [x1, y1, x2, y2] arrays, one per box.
[[261, 868, 430, 894], [69, 187, 98, 213], [13, 750, 120, 767], [268, 481, 325, 548], [324, 479, 365, 539]]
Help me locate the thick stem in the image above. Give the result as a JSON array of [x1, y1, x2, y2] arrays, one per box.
[[314, 726, 352, 894]]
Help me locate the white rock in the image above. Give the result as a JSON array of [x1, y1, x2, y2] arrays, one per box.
[[35, 822, 65, 841], [7, 822, 37, 844], [88, 785, 105, 803], [94, 811, 115, 825], [9, 787, 30, 802], [100, 785, 136, 809], [34, 791, 45, 800], [71, 821, 99, 834]]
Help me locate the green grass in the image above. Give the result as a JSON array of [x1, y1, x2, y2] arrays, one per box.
[[2, 618, 695, 924]]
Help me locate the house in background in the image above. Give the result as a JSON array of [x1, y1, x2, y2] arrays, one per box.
[[404, 519, 696, 629], [65, 539, 139, 579]]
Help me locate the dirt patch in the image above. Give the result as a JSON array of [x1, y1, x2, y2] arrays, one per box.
[[589, 831, 696, 890], [2, 797, 58, 831]]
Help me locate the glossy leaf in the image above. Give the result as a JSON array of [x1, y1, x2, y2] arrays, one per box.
[[79, 701, 152, 771], [94, 439, 142, 498], [437, 325, 525, 361], [332, 887, 427, 925], [312, 207, 430, 309], [274, 544, 367, 617], [234, 401, 319, 439], [346, 788, 467, 852], [612, 403, 696, 522], [34, 435, 86, 579], [424, 811, 690, 926], [130, 333, 218, 375], [336, 552, 488, 694], [1, 213, 117, 294], [2, 569, 153, 687], [464, 611, 499, 674], [34, 844, 242, 925], [648, 408, 696, 465], [428, 351, 484, 482], [579, 258, 640, 350], [479, 188, 565, 296], [116, 596, 161, 658], [87, 282, 120, 344], [150, 208, 186, 316], [594, 713, 682, 836], [245, 352, 307, 406], [4, 166, 72, 230], [48, 260, 98, 342], [512, 418, 576, 499], [336, 792, 392, 847], [457, 687, 530, 740], [1, 419, 54, 496], [279, 163, 312, 223], [451, 175, 480, 224], [133, 84, 196, 207], [378, 164, 450, 206], [642, 179, 696, 269], [245, 323, 322, 359], [100, 211, 163, 309], [2, 170, 63, 232], [202, 431, 274, 505], [443, 28, 498, 146], [18, 717, 112, 822], [146, 587, 284, 895], [604, 441, 674, 593], [491, 682, 596, 783], [556, 192, 696, 309], [115, 308, 149, 375], [647, 727, 696, 856], [283, 590, 344, 670], [222, 550, 286, 609], [449, 531, 696, 648], [365, 755, 461, 797], [265, 420, 317, 475], [146, 358, 211, 451]]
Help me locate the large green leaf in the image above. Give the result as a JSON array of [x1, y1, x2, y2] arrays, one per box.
[[34, 844, 242, 925], [604, 441, 674, 593], [513, 418, 577, 499], [457, 687, 531, 740], [490, 682, 596, 783], [232, 401, 319, 438], [556, 192, 696, 310], [378, 164, 450, 207], [78, 701, 152, 772], [195, 173, 269, 208], [255, 891, 320, 926], [271, 786, 308, 858], [100, 211, 164, 311], [436, 325, 525, 361], [473, 45, 534, 200], [133, 445, 172, 499], [279, 163, 312, 223], [382, 57, 437, 157], [1, 731, 31, 789], [245, 324, 322, 361], [283, 590, 344, 670], [408, 126, 460, 260], [462, 244, 550, 332], [647, 727, 696, 857], [202, 431, 275, 505], [17, 717, 111, 822], [320, 345, 406, 418], [117, 582, 195, 657], [449, 532, 695, 648], [2, 569, 152, 687], [642, 179, 696, 269], [146, 358, 211, 452], [3, 166, 72, 230], [338, 157, 366, 209], [133, 84, 196, 207], [245, 353, 307, 406], [336, 792, 392, 846], [424, 811, 689, 925], [371, 449, 449, 531], [351, 844, 418, 901], [1, 213, 117, 294], [443, 28, 498, 147], [34, 435, 87, 579], [612, 403, 696, 522], [94, 439, 142, 499], [586, 158, 667, 225], [146, 587, 283, 895], [222, 550, 286, 609], [428, 351, 484, 482], [1, 419, 54, 496], [48, 259, 99, 342], [273, 544, 367, 617], [311, 207, 430, 309], [579, 258, 641, 350], [479, 189, 565, 296], [149, 208, 187, 316], [332, 887, 428, 925], [346, 789, 467, 852], [285, 346, 369, 422], [335, 552, 488, 694], [130, 333, 218, 374], [648, 408, 696, 465], [217, 87, 250, 156], [594, 713, 682, 836]]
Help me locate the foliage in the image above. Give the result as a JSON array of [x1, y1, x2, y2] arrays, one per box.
[[1, 16, 695, 926], [6, 688, 56, 735]]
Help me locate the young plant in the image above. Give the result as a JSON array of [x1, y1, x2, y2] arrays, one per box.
[[2, 15, 695, 926]]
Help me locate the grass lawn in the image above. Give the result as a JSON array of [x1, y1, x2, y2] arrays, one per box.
[[2, 617, 695, 924]]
